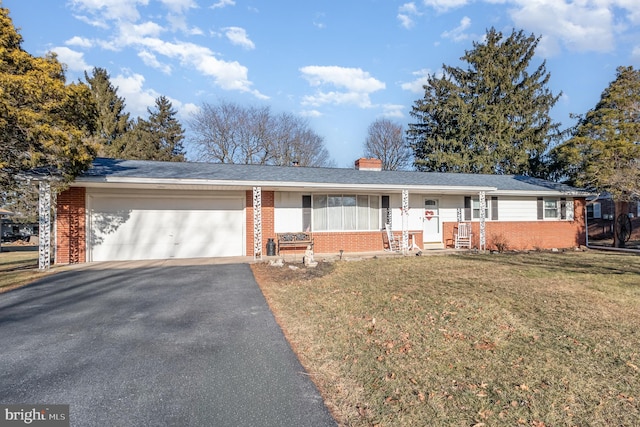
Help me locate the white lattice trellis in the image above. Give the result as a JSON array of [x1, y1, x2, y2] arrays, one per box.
[[479, 191, 486, 251], [566, 200, 574, 221], [253, 187, 262, 259], [38, 181, 51, 270], [401, 189, 409, 254]]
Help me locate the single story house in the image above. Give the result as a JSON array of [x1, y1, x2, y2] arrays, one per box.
[[54, 157, 589, 264]]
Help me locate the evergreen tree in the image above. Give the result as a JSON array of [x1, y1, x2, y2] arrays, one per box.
[[119, 96, 186, 161], [550, 66, 639, 248], [146, 96, 185, 161], [407, 28, 562, 176], [84, 67, 130, 158], [0, 7, 96, 189], [550, 66, 640, 199]]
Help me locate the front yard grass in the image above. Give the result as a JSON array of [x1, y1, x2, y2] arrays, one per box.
[[0, 250, 50, 293], [252, 251, 640, 427]]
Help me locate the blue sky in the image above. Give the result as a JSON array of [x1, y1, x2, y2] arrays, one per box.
[[4, 0, 640, 167]]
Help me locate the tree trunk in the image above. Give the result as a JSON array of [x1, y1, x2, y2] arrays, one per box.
[[614, 200, 629, 248]]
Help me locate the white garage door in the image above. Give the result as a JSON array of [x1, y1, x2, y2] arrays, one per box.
[[88, 193, 245, 261]]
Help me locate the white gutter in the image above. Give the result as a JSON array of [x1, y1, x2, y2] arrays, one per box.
[[492, 190, 593, 197], [73, 176, 498, 193], [73, 176, 592, 197]]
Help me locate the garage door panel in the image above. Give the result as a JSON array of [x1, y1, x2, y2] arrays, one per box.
[[89, 195, 244, 261]]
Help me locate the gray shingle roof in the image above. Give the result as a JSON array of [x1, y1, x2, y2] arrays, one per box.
[[78, 158, 588, 195]]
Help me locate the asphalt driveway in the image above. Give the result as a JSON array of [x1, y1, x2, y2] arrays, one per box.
[[0, 263, 336, 426]]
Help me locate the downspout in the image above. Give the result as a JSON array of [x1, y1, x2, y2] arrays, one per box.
[[585, 203, 590, 248]]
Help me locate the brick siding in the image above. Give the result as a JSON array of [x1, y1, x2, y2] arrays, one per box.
[[56, 187, 86, 264], [246, 190, 275, 257], [443, 198, 587, 250]]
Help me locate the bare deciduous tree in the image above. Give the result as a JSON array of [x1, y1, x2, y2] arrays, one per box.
[[189, 101, 333, 167], [363, 118, 412, 170]]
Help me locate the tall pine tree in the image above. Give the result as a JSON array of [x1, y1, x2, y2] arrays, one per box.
[[550, 66, 640, 247], [120, 96, 185, 161], [407, 28, 562, 176], [84, 67, 130, 158], [551, 66, 640, 198]]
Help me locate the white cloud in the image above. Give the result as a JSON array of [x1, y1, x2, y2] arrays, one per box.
[[157, 0, 201, 34], [211, 0, 234, 9], [112, 72, 159, 117], [69, 0, 266, 99], [302, 91, 372, 108], [441, 16, 471, 42], [138, 50, 172, 74], [397, 14, 414, 29], [182, 45, 266, 98], [166, 13, 203, 35], [301, 66, 385, 92], [422, 0, 469, 12], [112, 71, 198, 122], [70, 0, 148, 22], [400, 2, 421, 15], [300, 70, 384, 109], [401, 68, 431, 93], [299, 109, 323, 118], [622, 2, 640, 24], [300, 66, 385, 109], [420, 0, 639, 55], [134, 21, 165, 37], [72, 14, 110, 29], [381, 104, 405, 118], [178, 102, 200, 119], [313, 12, 326, 29], [398, 2, 421, 29], [508, 0, 615, 54], [223, 27, 255, 50], [65, 36, 94, 48], [123, 35, 266, 97], [159, 0, 197, 13], [52, 47, 91, 72]]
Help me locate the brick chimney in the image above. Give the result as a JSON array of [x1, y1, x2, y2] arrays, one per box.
[[355, 158, 382, 171]]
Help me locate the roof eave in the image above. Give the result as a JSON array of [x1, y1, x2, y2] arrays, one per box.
[[72, 176, 498, 193], [490, 190, 593, 197]]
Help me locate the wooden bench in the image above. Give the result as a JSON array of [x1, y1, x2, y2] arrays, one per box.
[[276, 232, 313, 255]]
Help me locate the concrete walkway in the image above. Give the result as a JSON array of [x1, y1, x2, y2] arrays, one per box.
[[0, 263, 336, 426]]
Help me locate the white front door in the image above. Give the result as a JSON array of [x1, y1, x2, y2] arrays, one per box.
[[423, 199, 441, 243]]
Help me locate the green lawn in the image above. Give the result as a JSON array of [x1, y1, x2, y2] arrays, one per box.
[[253, 251, 640, 427]]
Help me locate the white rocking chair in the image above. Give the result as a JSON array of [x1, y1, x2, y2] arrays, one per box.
[[454, 222, 472, 249]]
